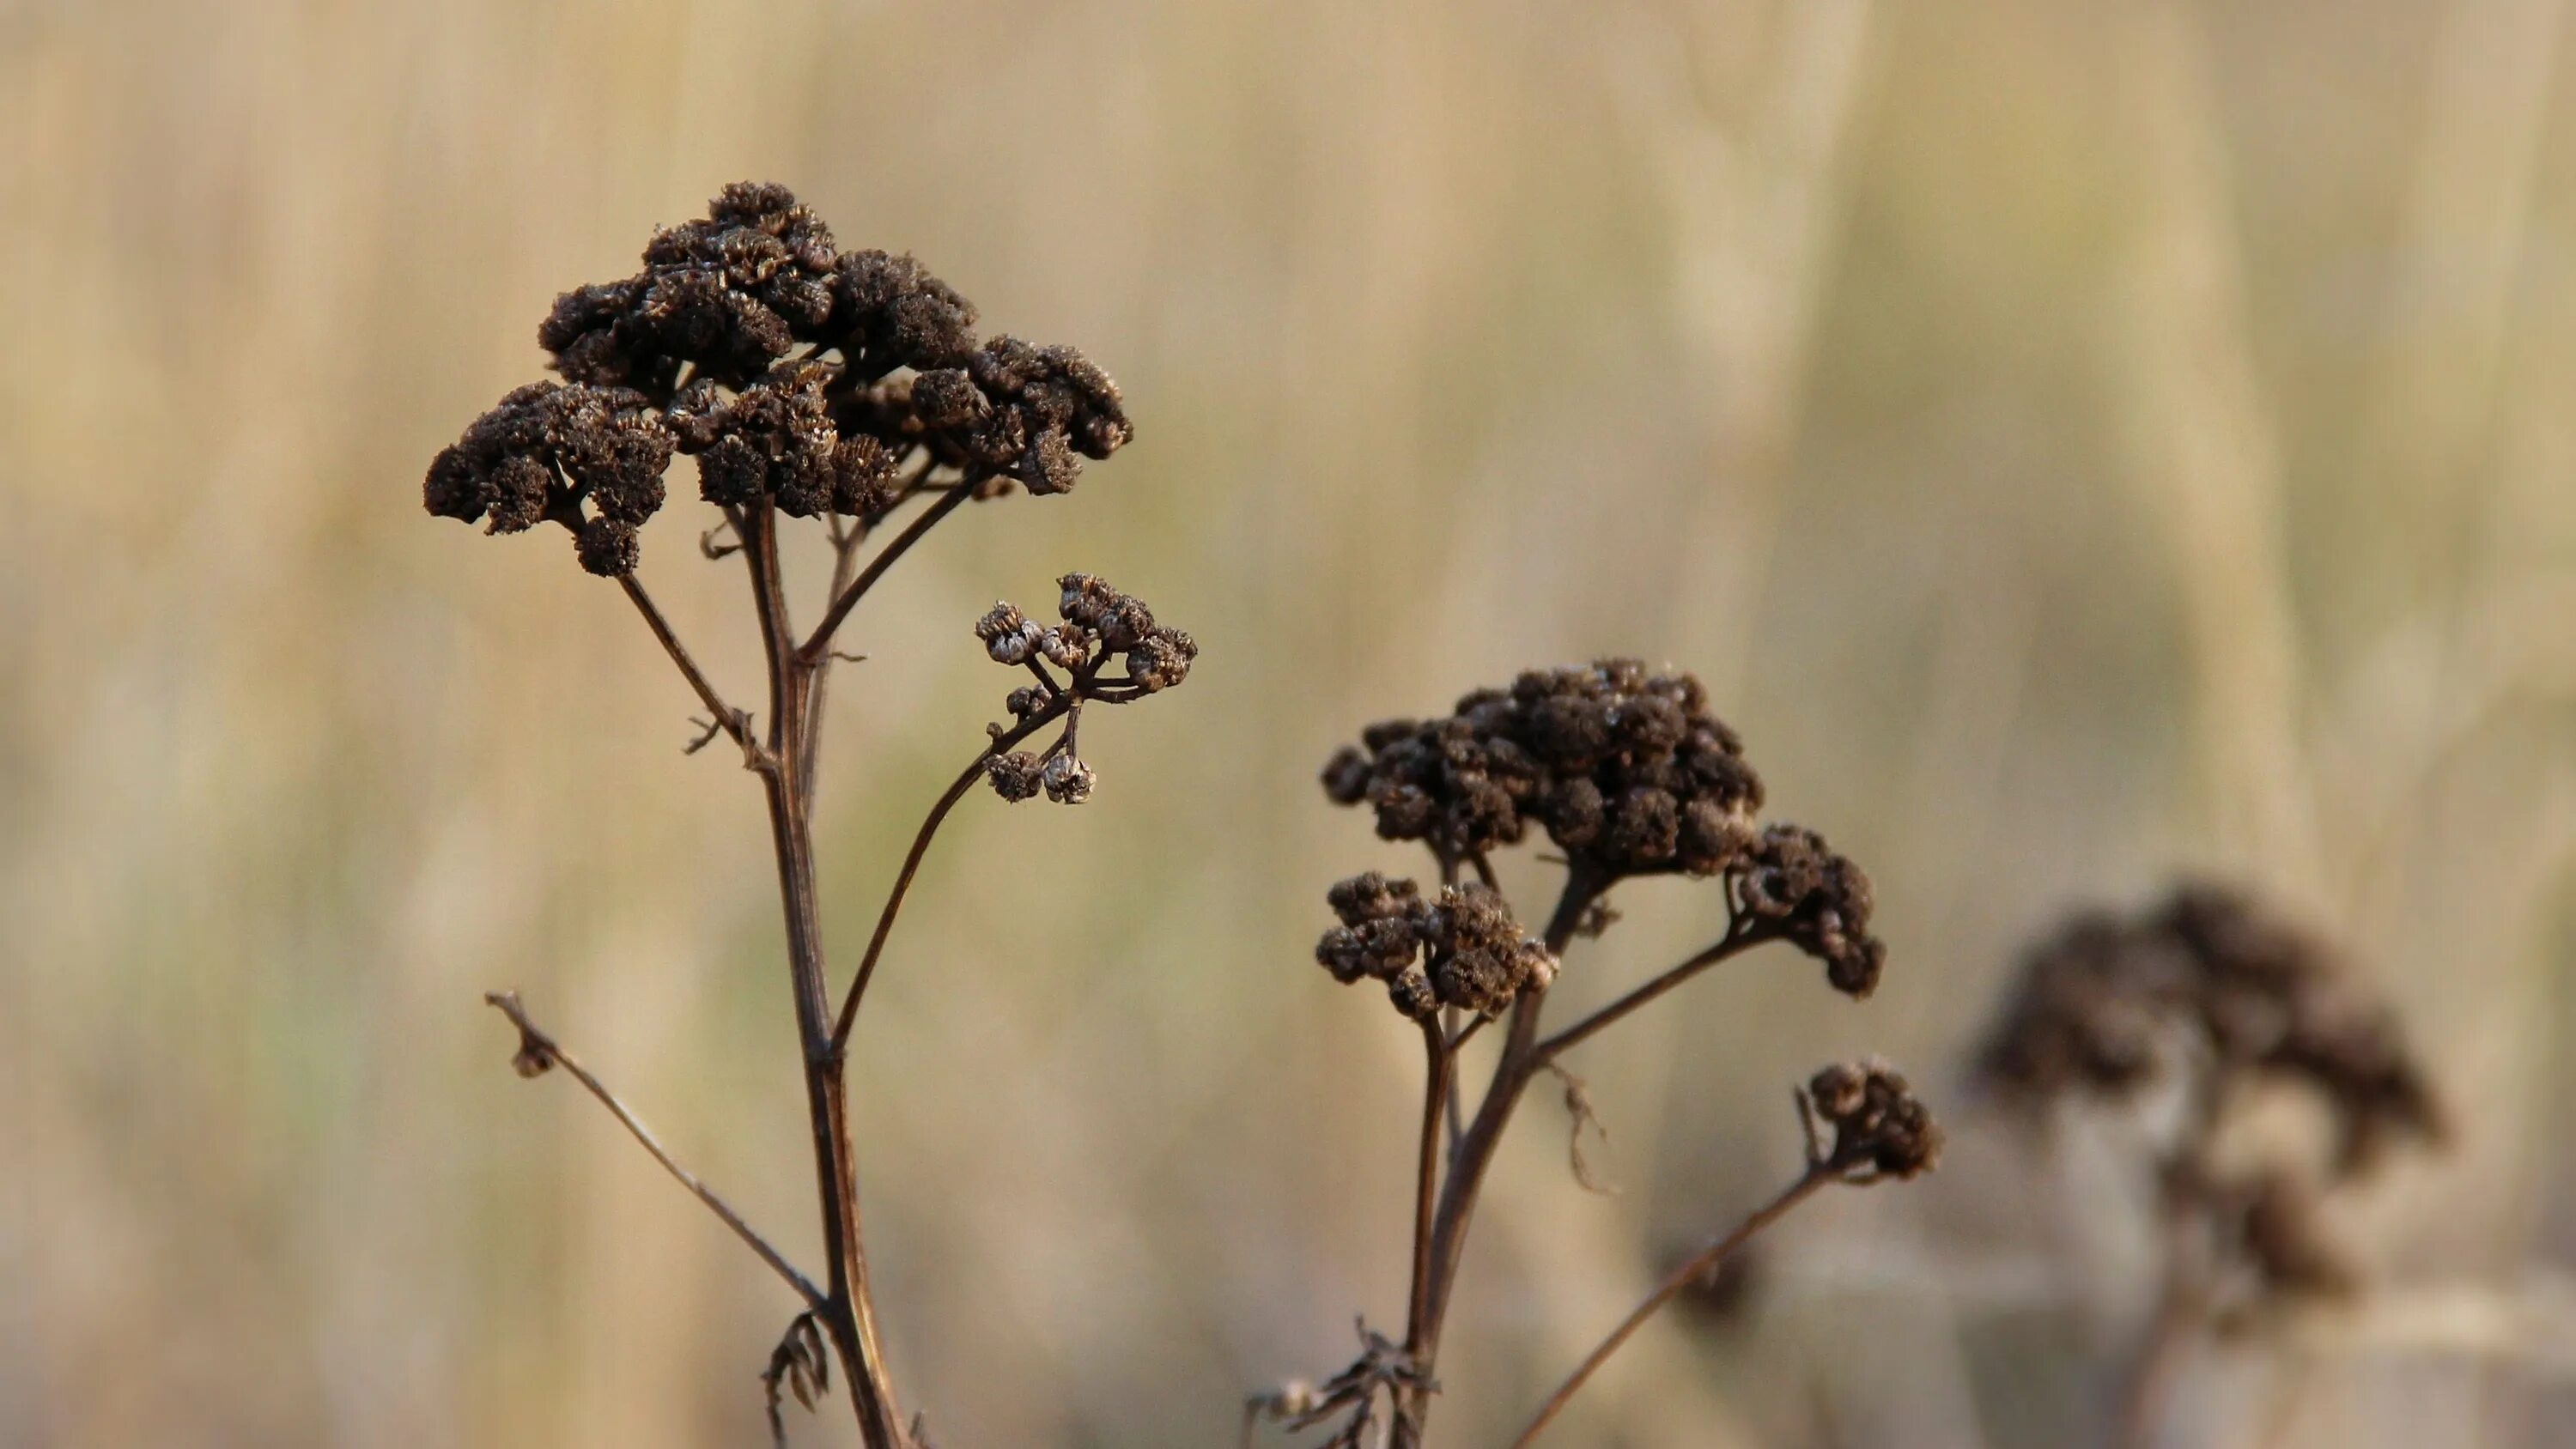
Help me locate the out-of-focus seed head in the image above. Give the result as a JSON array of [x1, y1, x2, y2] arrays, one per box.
[[1805, 1059, 1941, 1181], [1974, 882, 2443, 1182], [1735, 825, 1886, 998]]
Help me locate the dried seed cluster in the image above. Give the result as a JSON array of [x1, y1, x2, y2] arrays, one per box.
[[1805, 1060, 1942, 1181], [1320, 660, 1884, 997], [977, 574, 1195, 805], [1977, 882, 2442, 1175], [426, 182, 1132, 573], [1978, 882, 2444, 1313], [1314, 872, 1558, 1021]]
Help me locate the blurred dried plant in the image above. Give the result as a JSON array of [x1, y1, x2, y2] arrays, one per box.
[[1251, 660, 1939, 1446], [1976, 882, 2447, 1447], [427, 183, 1192, 1447]]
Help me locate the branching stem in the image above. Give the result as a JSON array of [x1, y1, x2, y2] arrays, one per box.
[[483, 991, 825, 1309]]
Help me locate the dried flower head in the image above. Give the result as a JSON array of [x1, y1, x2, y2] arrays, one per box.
[[1976, 882, 2444, 1179], [1978, 881, 2441, 1332], [1320, 659, 1881, 995], [1804, 1059, 1942, 1181], [1041, 754, 1096, 804], [1314, 874, 1555, 1021], [427, 182, 1133, 575], [423, 380, 677, 572], [985, 751, 1044, 803], [975, 574, 1196, 706]]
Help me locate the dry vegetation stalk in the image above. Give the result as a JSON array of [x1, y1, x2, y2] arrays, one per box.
[[430, 184, 1194, 1446]]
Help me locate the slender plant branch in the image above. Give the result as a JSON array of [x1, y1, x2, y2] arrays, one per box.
[[829, 701, 1072, 1052], [799, 483, 975, 664], [741, 501, 910, 1448], [1382, 867, 1608, 1447], [616, 572, 764, 768], [1405, 1019, 1455, 1354], [483, 990, 825, 1310], [1533, 918, 1780, 1065], [798, 514, 870, 810], [1507, 1162, 1839, 1447]]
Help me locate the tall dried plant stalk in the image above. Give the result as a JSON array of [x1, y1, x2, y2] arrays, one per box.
[[426, 184, 1194, 1446]]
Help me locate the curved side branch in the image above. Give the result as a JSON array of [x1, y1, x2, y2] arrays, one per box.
[[617, 573, 769, 771], [1533, 920, 1779, 1065], [1508, 1164, 1838, 1447], [483, 990, 826, 1310], [799, 484, 975, 664], [829, 703, 1070, 1052]]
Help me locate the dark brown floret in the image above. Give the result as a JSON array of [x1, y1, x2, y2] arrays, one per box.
[[1735, 825, 1886, 998], [1805, 1060, 1941, 1180], [949, 337, 1132, 495], [669, 362, 890, 520], [423, 380, 675, 571], [1317, 659, 1765, 873], [826, 249, 981, 381], [1126, 629, 1197, 693], [986, 751, 1043, 803], [1314, 876, 1553, 1021], [575, 517, 641, 577]]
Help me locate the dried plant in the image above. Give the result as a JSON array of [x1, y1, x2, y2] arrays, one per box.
[[1975, 882, 2445, 1447], [1251, 660, 1940, 1447], [427, 183, 1191, 1447]]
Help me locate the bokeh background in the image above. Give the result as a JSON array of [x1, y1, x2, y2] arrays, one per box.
[[8, 0, 2576, 1443]]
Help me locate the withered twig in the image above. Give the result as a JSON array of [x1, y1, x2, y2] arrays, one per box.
[[617, 573, 765, 770], [799, 483, 975, 664], [1507, 1162, 1839, 1447], [1533, 917, 1778, 1065], [829, 700, 1072, 1052], [483, 990, 824, 1310]]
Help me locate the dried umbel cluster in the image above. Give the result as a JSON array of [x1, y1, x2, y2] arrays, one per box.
[[426, 180, 1130, 575], [1318, 659, 1886, 1001], [1977, 882, 2444, 1372], [975, 573, 1196, 806], [1266, 659, 1929, 1449], [1316, 873, 1558, 1019], [433, 185, 1184, 1449], [1803, 1060, 1943, 1182]]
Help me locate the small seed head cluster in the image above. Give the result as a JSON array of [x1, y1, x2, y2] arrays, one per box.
[[976, 575, 1194, 805], [1320, 661, 1884, 997], [426, 182, 1131, 573], [1315, 872, 1558, 1021], [1805, 1059, 1942, 1181]]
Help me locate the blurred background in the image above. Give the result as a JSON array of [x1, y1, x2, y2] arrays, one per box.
[[6, 0, 2576, 1443]]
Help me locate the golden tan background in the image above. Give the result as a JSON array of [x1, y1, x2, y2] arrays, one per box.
[[6, 0, 2576, 1444]]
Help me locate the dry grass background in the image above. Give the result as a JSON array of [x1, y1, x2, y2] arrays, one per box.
[[5, 0, 2576, 1444]]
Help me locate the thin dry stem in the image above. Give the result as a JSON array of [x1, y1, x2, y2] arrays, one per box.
[[483, 990, 824, 1309], [1508, 1164, 1838, 1447], [829, 702, 1072, 1052], [1534, 917, 1778, 1064], [799, 482, 975, 664], [617, 572, 767, 770]]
